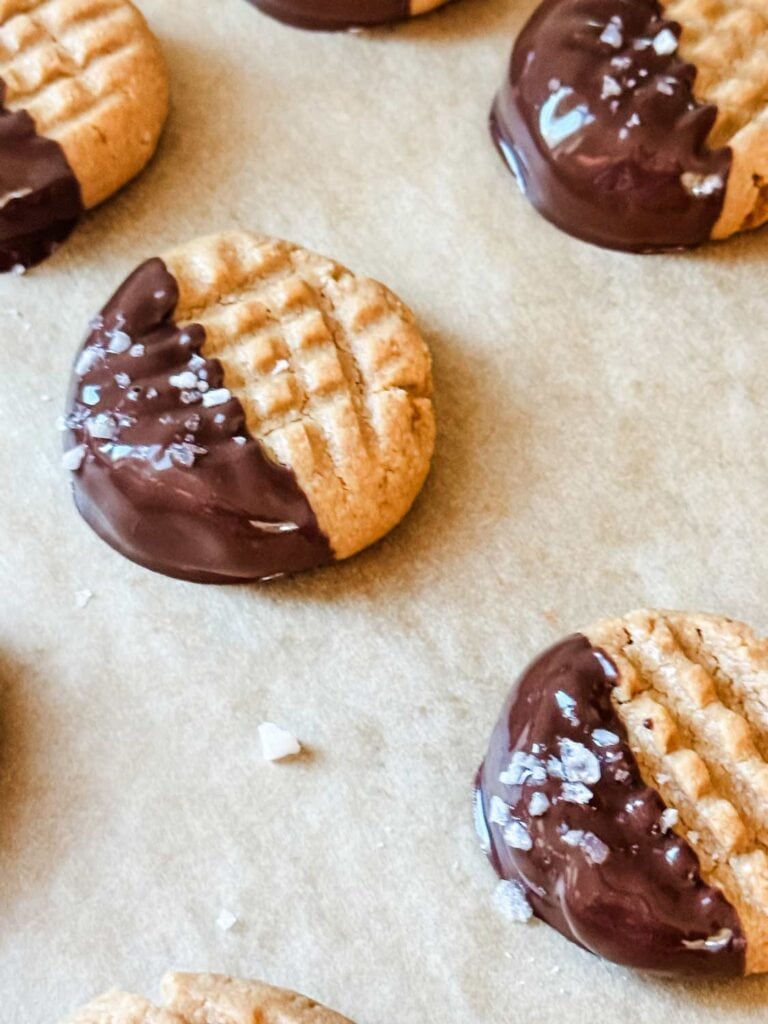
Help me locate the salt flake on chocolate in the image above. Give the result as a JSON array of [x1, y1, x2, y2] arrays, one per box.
[[500, 750, 547, 786], [504, 819, 533, 851], [562, 782, 593, 805], [528, 792, 550, 817], [493, 880, 533, 924], [559, 738, 601, 784], [653, 28, 678, 55], [489, 795, 511, 827], [599, 16, 623, 48]]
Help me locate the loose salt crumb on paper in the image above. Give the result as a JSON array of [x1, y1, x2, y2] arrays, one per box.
[[74, 589, 93, 609], [11, 263, 26, 276], [493, 880, 533, 924], [258, 722, 301, 762], [216, 909, 239, 932]]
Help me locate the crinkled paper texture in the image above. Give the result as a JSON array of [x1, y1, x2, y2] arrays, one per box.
[[2, 0, 768, 1020]]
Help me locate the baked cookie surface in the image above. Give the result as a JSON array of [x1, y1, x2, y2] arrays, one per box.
[[0, 0, 168, 269], [248, 0, 449, 30], [475, 609, 768, 975], [61, 973, 355, 1024], [491, 0, 768, 251], [63, 231, 435, 583]]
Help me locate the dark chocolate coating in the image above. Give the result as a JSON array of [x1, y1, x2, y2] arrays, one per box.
[[0, 80, 83, 271], [249, 0, 409, 30], [475, 634, 746, 975], [64, 258, 333, 583], [490, 0, 732, 252]]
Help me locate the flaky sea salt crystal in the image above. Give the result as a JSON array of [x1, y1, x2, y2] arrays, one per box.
[[75, 347, 103, 377], [660, 808, 679, 833], [107, 329, 132, 354], [62, 445, 87, 471], [88, 413, 116, 440], [600, 16, 623, 47], [129, 343, 145, 357], [74, 589, 93, 609], [581, 832, 610, 865], [681, 172, 724, 198], [503, 819, 533, 851], [169, 370, 198, 390], [559, 738, 601, 784], [562, 829, 585, 847], [216, 909, 239, 932], [258, 722, 301, 761], [81, 384, 101, 407], [493, 880, 533, 924], [528, 792, 550, 817], [202, 388, 231, 408], [555, 690, 579, 725], [500, 751, 547, 786], [653, 27, 678, 55], [562, 782, 593, 805], [489, 795, 511, 827], [601, 75, 622, 100], [592, 729, 620, 747]]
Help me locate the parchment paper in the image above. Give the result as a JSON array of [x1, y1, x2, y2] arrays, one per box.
[[3, 0, 768, 1020]]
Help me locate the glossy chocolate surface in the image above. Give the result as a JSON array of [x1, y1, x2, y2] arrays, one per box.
[[0, 80, 82, 271], [249, 0, 409, 29], [64, 258, 333, 583], [491, 0, 732, 251], [475, 634, 746, 975]]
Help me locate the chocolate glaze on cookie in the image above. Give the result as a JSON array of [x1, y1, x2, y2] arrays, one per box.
[[64, 259, 333, 583], [491, 0, 732, 251], [0, 80, 82, 271], [475, 634, 746, 975], [249, 0, 409, 30]]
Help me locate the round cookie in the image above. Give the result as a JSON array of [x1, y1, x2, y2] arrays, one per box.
[[0, 0, 168, 270], [61, 972, 355, 1023], [475, 609, 768, 976], [63, 231, 435, 583], [490, 0, 768, 251], [248, 0, 450, 31]]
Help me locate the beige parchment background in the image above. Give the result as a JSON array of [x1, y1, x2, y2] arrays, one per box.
[[3, 0, 768, 1020]]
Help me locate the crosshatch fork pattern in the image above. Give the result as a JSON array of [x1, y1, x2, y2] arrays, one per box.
[[665, 0, 768, 236], [587, 610, 768, 973], [164, 232, 435, 561], [0, 0, 167, 207]]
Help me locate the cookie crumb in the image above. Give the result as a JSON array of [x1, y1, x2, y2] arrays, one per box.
[[258, 722, 301, 761]]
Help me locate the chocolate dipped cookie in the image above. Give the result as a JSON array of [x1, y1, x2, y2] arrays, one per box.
[[62, 231, 435, 583], [0, 0, 168, 270], [475, 609, 768, 976], [491, 0, 768, 251], [247, 0, 450, 30]]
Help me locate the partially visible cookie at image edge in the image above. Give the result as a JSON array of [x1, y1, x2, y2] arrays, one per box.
[[0, 0, 168, 271], [475, 609, 768, 976], [63, 231, 436, 583], [248, 0, 450, 31], [61, 972, 355, 1023], [491, 0, 768, 251]]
